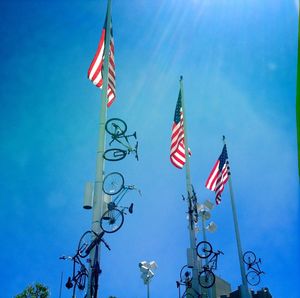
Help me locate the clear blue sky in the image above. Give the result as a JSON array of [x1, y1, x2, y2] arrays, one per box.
[[0, 0, 299, 297]]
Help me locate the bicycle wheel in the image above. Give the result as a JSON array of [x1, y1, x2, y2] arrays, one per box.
[[105, 118, 127, 137], [180, 265, 192, 283], [199, 269, 215, 288], [102, 172, 124, 195], [103, 148, 127, 161], [100, 208, 124, 233], [246, 270, 260, 286], [243, 251, 256, 265], [76, 271, 88, 291], [196, 241, 213, 259], [78, 231, 92, 258]]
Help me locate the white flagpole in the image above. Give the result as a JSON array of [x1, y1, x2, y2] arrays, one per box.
[[87, 1, 112, 297], [223, 136, 251, 298], [180, 76, 201, 295]]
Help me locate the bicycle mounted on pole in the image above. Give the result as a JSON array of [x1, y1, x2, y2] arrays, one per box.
[[103, 118, 139, 161], [176, 265, 201, 298], [60, 230, 110, 297], [100, 171, 141, 233], [60, 118, 140, 297], [243, 250, 265, 286], [196, 241, 224, 289]]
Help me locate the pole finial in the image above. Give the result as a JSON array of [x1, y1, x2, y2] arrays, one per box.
[[180, 75, 183, 81], [222, 135, 227, 145]]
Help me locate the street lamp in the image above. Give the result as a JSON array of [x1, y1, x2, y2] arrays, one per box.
[[197, 199, 217, 242], [139, 261, 157, 298]]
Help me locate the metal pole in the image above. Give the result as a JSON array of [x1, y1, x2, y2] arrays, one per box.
[[296, 5, 300, 179], [201, 214, 212, 298], [201, 214, 207, 243], [147, 281, 150, 298], [58, 272, 63, 298], [224, 138, 251, 298], [87, 1, 112, 297], [179, 76, 201, 294]]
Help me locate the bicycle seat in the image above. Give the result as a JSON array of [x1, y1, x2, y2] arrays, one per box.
[[129, 203, 134, 214]]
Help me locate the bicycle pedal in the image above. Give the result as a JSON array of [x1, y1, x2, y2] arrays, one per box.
[[78, 284, 85, 290]]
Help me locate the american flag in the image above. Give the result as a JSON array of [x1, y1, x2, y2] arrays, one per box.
[[170, 89, 189, 169], [205, 145, 230, 205], [87, 15, 116, 107]]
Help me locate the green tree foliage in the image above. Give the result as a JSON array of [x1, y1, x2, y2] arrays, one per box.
[[15, 283, 49, 298]]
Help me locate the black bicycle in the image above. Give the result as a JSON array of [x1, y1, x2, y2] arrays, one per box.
[[196, 241, 224, 288], [60, 248, 89, 297], [176, 265, 201, 298], [103, 118, 139, 161], [75, 230, 111, 297], [243, 251, 265, 286], [100, 172, 140, 233]]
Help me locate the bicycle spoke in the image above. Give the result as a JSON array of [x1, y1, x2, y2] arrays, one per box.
[[196, 241, 212, 259], [78, 231, 92, 258], [100, 209, 124, 233], [103, 172, 124, 195], [243, 251, 256, 265], [246, 270, 260, 286], [199, 269, 215, 288], [105, 118, 127, 137]]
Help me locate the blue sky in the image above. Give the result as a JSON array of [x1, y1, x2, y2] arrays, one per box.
[[0, 0, 299, 297]]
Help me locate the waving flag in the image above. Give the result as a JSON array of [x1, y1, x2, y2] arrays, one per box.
[[205, 145, 230, 205], [88, 15, 116, 107], [170, 89, 189, 169]]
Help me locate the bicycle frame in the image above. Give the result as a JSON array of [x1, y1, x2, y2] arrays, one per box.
[[243, 251, 264, 276], [177, 279, 201, 298], [107, 120, 137, 151], [108, 184, 138, 208], [247, 259, 263, 275], [109, 131, 136, 148], [206, 251, 222, 271], [104, 118, 139, 161]]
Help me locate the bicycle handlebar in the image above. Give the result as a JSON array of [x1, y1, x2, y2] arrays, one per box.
[[59, 255, 72, 260], [126, 185, 142, 196], [127, 185, 136, 190]]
